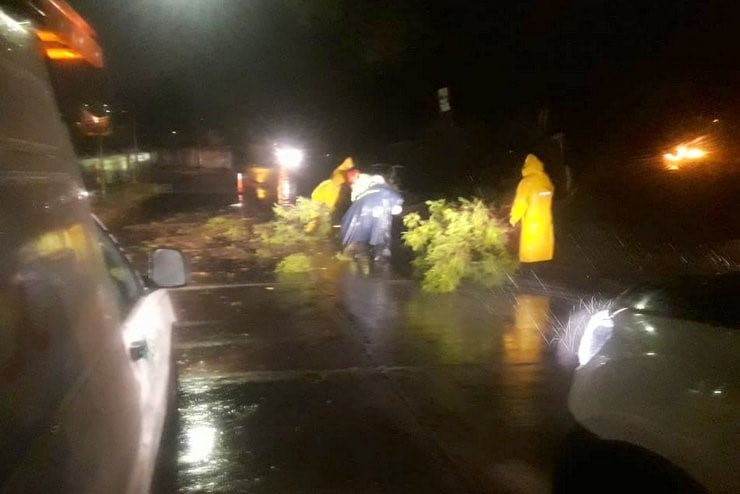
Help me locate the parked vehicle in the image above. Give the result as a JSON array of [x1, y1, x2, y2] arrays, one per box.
[[0, 3, 187, 492], [556, 273, 739, 493]]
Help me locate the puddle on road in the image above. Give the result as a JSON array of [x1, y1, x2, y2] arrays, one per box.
[[503, 294, 551, 366], [175, 379, 264, 493], [337, 272, 578, 369], [168, 374, 471, 493]]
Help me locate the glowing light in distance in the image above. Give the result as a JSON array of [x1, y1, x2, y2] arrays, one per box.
[[275, 147, 304, 169], [662, 137, 709, 170], [664, 145, 706, 162]]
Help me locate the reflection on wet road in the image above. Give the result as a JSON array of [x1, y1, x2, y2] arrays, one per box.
[[163, 272, 578, 493]]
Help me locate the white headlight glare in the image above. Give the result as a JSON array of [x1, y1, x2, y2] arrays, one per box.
[[577, 310, 614, 366]]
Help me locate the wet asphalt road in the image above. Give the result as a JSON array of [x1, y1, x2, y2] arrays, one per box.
[[121, 176, 737, 492], [157, 270, 579, 494]]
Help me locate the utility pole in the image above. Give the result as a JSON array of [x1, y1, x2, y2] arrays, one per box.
[[132, 114, 139, 154], [131, 113, 139, 182], [97, 134, 107, 196]]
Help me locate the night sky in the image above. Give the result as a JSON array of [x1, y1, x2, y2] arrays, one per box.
[[66, 0, 739, 162]]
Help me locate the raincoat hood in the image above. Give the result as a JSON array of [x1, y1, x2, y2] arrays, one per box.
[[311, 157, 356, 210], [330, 157, 355, 185], [522, 154, 545, 177], [338, 157, 354, 170]]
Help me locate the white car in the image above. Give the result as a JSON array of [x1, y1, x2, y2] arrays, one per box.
[[556, 273, 739, 493], [0, 5, 186, 492]]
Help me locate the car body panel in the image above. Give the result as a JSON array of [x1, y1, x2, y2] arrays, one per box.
[[0, 11, 176, 493], [121, 289, 177, 494], [569, 310, 739, 493]]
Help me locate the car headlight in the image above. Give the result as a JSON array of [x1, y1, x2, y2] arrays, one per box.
[[577, 310, 614, 366]]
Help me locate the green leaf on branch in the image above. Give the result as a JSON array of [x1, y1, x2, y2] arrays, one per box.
[[402, 198, 517, 293], [253, 197, 334, 272], [276, 253, 314, 274]]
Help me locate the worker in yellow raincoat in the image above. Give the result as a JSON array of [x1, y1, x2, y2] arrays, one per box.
[[311, 157, 355, 211], [509, 154, 554, 262]]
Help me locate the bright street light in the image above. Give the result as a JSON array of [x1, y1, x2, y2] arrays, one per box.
[[275, 147, 304, 169], [662, 136, 709, 170]]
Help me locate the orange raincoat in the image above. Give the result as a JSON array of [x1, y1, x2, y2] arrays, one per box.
[[311, 157, 355, 211], [509, 154, 554, 263]]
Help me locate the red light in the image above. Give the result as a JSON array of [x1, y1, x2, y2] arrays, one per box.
[[33, 0, 104, 67]]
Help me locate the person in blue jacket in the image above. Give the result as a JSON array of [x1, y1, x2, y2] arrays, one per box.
[[340, 174, 403, 267]]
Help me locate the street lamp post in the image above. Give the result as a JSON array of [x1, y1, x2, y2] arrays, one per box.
[[121, 109, 140, 182], [77, 104, 112, 195]]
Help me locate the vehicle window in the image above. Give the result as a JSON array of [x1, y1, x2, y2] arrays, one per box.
[[95, 226, 143, 315]]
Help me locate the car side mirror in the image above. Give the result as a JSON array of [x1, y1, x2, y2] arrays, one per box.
[[149, 248, 189, 288]]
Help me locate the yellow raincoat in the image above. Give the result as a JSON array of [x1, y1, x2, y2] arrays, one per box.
[[311, 157, 354, 211], [509, 154, 554, 263]]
